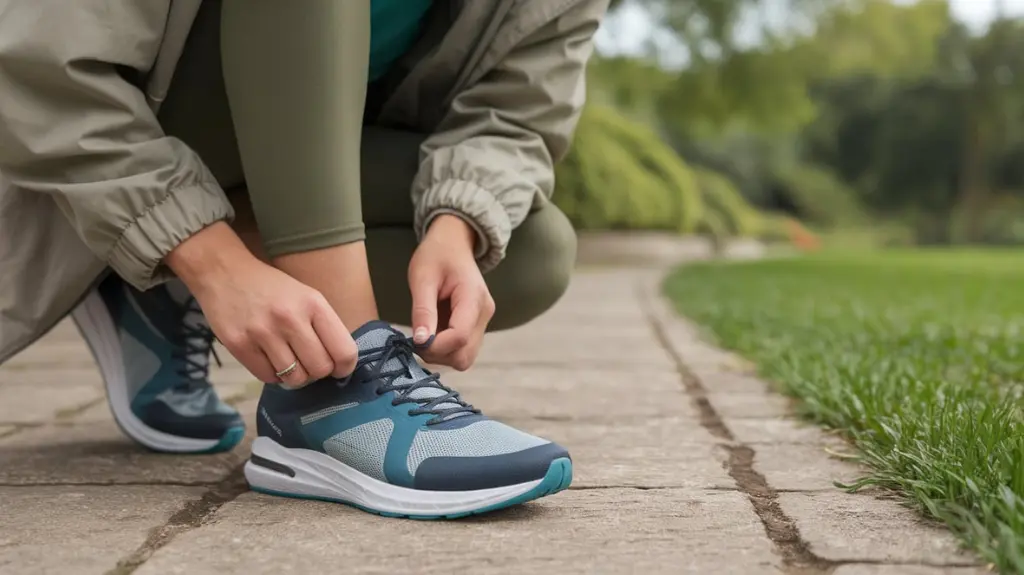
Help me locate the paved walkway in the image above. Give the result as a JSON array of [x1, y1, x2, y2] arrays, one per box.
[[0, 268, 986, 575]]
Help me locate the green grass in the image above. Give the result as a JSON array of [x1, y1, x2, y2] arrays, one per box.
[[664, 249, 1024, 572]]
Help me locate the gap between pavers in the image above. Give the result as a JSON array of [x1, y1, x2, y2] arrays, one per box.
[[644, 271, 984, 570]]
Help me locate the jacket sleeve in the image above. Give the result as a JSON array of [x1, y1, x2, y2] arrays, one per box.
[[412, 0, 607, 272], [0, 1, 233, 290]]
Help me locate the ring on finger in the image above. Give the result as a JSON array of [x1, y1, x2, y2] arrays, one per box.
[[275, 361, 299, 378]]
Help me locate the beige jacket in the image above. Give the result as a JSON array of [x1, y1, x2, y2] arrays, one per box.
[[0, 0, 607, 364]]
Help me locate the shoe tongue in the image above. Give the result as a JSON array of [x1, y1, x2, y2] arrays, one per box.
[[351, 321, 465, 417], [165, 280, 210, 373]]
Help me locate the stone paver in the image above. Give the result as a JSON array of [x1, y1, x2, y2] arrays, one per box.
[[0, 267, 987, 574], [135, 489, 779, 575], [519, 418, 732, 489], [0, 485, 205, 574], [751, 443, 864, 491], [779, 492, 974, 565], [726, 416, 832, 444], [834, 566, 987, 575], [0, 421, 248, 485], [442, 367, 693, 420], [704, 392, 790, 419]]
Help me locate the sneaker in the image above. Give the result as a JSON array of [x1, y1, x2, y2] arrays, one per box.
[[245, 320, 572, 518], [71, 274, 245, 453]]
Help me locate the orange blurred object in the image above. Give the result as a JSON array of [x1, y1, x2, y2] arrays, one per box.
[[786, 219, 820, 251]]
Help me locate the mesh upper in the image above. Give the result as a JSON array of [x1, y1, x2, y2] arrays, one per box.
[[406, 420, 549, 475], [323, 419, 393, 482]]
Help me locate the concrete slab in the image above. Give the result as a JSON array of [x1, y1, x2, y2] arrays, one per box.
[[833, 566, 988, 575], [3, 340, 97, 371], [441, 367, 694, 421], [726, 417, 831, 444], [136, 489, 780, 575], [0, 372, 102, 425], [705, 393, 790, 419], [476, 324, 674, 369], [779, 491, 976, 565], [515, 417, 732, 489], [751, 443, 865, 491], [0, 421, 249, 485], [0, 485, 205, 575], [698, 372, 771, 394]]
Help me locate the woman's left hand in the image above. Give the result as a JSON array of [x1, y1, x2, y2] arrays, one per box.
[[408, 214, 495, 370]]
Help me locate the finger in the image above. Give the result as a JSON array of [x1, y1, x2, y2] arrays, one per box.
[[232, 341, 279, 383], [445, 316, 488, 372], [426, 346, 474, 372], [409, 270, 441, 345], [259, 335, 309, 389], [430, 291, 480, 357], [284, 322, 334, 382], [310, 302, 358, 377]]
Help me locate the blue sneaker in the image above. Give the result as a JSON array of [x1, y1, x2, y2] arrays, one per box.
[[245, 321, 572, 518], [71, 274, 245, 453]]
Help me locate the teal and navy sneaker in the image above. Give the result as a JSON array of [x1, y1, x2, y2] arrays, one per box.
[[72, 274, 245, 453], [246, 320, 572, 518]]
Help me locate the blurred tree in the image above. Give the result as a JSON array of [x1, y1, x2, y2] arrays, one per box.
[[589, 0, 1024, 243]]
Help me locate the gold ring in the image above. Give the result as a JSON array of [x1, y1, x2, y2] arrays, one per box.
[[275, 361, 298, 378]]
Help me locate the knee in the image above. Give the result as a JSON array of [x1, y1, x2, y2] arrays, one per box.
[[487, 204, 576, 331]]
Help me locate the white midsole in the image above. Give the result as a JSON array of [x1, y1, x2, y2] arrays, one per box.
[[72, 289, 221, 453], [245, 436, 542, 515]]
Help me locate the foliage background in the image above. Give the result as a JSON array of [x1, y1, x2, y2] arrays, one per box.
[[559, 0, 1024, 247]]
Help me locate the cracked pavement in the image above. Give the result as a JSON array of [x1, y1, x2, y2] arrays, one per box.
[[0, 268, 986, 575]]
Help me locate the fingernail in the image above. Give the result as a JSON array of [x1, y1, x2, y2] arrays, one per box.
[[414, 327, 429, 343]]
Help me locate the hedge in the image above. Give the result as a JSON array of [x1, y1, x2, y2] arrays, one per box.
[[553, 104, 764, 239]]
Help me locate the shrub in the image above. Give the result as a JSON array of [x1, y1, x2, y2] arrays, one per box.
[[769, 164, 865, 227], [694, 168, 763, 237], [554, 104, 768, 240]]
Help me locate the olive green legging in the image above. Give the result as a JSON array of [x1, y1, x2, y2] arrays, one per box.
[[156, 0, 576, 331]]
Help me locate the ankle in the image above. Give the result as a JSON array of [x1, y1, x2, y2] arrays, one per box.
[[273, 243, 378, 328]]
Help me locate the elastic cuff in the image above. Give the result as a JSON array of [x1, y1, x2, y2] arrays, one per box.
[[422, 208, 490, 260], [106, 182, 234, 291], [414, 180, 510, 273], [263, 223, 367, 258]]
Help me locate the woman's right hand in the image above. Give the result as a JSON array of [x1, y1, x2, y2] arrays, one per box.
[[165, 222, 358, 388]]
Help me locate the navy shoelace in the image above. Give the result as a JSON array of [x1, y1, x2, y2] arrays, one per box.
[[357, 334, 479, 425], [170, 298, 221, 392]]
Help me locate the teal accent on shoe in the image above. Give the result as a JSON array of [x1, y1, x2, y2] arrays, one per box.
[[197, 425, 246, 454], [299, 392, 431, 488], [382, 412, 425, 488], [248, 457, 573, 520]]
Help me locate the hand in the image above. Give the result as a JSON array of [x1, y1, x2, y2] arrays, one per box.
[[166, 222, 358, 387], [408, 215, 495, 370]]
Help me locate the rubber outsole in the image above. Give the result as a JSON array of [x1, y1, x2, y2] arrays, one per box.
[[249, 456, 574, 520], [195, 425, 247, 454]]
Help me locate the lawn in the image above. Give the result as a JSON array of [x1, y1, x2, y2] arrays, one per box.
[[664, 249, 1024, 572]]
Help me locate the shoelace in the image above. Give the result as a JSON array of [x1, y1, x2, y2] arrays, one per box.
[[357, 334, 479, 425], [170, 297, 221, 392]]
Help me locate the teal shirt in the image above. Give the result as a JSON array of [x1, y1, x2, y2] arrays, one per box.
[[369, 0, 434, 82]]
